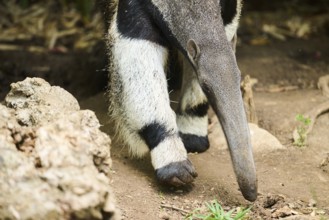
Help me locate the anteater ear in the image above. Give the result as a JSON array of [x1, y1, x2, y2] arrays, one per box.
[[187, 39, 200, 63]]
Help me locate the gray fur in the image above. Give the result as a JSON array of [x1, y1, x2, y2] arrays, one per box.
[[150, 0, 257, 201]]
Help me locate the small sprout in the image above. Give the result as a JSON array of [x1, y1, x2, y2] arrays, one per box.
[[185, 200, 251, 220], [294, 114, 311, 147], [158, 190, 165, 200]]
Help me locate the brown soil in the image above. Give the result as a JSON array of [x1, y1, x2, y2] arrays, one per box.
[[1, 2, 329, 219], [80, 36, 329, 219], [81, 81, 329, 220]]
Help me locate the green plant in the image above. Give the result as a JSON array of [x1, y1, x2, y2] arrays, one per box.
[[185, 200, 251, 220], [158, 191, 165, 200], [319, 215, 329, 220], [294, 114, 311, 147]]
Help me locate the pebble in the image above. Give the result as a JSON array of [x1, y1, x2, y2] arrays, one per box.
[[159, 211, 170, 220], [308, 199, 316, 207]]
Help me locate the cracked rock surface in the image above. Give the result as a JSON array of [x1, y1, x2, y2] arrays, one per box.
[[0, 77, 119, 220]]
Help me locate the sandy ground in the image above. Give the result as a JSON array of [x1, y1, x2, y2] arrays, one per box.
[[81, 89, 329, 219], [77, 34, 329, 219]]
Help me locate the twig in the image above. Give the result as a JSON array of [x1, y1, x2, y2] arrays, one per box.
[[160, 204, 190, 214]]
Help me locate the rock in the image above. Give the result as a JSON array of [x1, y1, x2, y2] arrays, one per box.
[[159, 211, 170, 219], [271, 205, 293, 218], [5, 77, 80, 126], [317, 74, 329, 98], [208, 113, 284, 153], [249, 123, 285, 153], [0, 78, 119, 220], [262, 194, 284, 208], [308, 199, 317, 207], [35, 110, 112, 174]]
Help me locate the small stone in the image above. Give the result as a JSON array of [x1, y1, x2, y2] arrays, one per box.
[[291, 210, 299, 215], [263, 194, 281, 208], [159, 211, 170, 220], [72, 186, 88, 195], [13, 133, 22, 143], [310, 210, 316, 217], [308, 199, 316, 207], [271, 206, 292, 218]]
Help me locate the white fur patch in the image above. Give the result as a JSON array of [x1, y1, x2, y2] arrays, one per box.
[[150, 136, 187, 169], [110, 20, 179, 157], [177, 115, 208, 136], [180, 79, 207, 111], [177, 55, 208, 137], [224, 0, 242, 41]]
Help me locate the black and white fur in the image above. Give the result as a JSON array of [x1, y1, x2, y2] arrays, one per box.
[[104, 0, 257, 201]]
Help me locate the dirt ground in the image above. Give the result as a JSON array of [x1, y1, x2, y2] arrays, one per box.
[[79, 36, 329, 219], [1, 1, 329, 219]]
